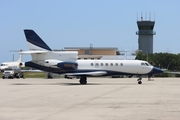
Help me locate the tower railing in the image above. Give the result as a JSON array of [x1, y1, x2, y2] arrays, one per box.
[[136, 30, 156, 35]]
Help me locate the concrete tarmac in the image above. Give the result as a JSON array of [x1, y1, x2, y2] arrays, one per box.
[[0, 77, 180, 120]]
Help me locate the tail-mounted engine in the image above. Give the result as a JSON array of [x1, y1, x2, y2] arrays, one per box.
[[44, 59, 78, 70], [19, 62, 25, 68], [57, 62, 78, 70]]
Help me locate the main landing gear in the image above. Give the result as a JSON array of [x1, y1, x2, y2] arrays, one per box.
[[137, 76, 142, 84], [79, 76, 87, 84]]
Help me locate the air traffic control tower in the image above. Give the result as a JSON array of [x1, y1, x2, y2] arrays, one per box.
[[136, 18, 156, 54]]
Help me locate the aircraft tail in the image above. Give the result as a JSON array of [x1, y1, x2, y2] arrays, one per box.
[[17, 54, 22, 62], [22, 29, 78, 63], [24, 29, 52, 51]]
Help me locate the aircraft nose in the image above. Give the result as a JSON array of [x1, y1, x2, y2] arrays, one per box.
[[150, 67, 163, 74]]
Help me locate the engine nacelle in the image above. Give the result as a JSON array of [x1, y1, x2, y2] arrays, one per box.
[[44, 59, 63, 66], [44, 59, 78, 70], [57, 62, 78, 70], [19, 62, 25, 68]]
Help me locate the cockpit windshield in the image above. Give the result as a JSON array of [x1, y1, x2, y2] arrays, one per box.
[[145, 63, 149, 66], [147, 62, 152, 66], [141, 63, 145, 66], [141, 62, 152, 66], [1, 64, 7, 66]]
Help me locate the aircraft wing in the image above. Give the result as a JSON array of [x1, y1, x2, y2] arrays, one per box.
[[20, 50, 48, 54], [162, 69, 180, 74], [168, 71, 180, 74], [20, 69, 43, 73], [63, 71, 107, 76]]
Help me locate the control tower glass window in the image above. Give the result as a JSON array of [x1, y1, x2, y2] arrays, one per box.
[[138, 26, 153, 30]]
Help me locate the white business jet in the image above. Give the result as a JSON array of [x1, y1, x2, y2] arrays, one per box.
[[21, 29, 163, 84], [0, 54, 25, 72]]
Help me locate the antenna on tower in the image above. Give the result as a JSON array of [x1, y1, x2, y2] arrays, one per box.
[[141, 12, 143, 21], [149, 12, 151, 21]]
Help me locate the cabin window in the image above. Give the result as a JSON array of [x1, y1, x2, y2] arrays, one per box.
[[120, 63, 123, 66], [95, 63, 99, 67], [115, 63, 118, 66], [111, 63, 113, 66], [101, 63, 103, 66], [91, 58, 94, 60], [84, 58, 87, 60], [106, 63, 108, 66], [91, 63, 93, 66]]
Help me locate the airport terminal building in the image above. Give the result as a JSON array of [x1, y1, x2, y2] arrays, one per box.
[[63, 47, 136, 60]]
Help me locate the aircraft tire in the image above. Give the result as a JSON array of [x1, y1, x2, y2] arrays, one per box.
[[79, 76, 87, 84], [80, 80, 87, 84], [138, 81, 142, 84]]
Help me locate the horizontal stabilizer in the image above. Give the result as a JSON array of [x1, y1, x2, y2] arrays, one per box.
[[19, 50, 48, 54], [21, 69, 43, 73]]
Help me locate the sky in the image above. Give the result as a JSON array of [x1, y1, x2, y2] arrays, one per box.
[[0, 0, 180, 63]]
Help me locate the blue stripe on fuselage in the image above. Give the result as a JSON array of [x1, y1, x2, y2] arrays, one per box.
[[25, 61, 149, 76]]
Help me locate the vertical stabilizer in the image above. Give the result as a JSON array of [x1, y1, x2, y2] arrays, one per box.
[[24, 29, 52, 51], [17, 54, 22, 62]]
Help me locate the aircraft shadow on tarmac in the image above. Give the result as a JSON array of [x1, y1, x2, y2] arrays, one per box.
[[11, 82, 139, 86], [11, 83, 34, 85], [11, 83, 101, 86]]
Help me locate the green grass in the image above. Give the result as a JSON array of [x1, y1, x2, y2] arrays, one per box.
[[1, 71, 179, 78], [23, 72, 47, 78], [0, 72, 50, 78]]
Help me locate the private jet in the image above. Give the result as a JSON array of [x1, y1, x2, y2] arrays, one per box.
[[21, 29, 163, 84], [0, 54, 25, 72]]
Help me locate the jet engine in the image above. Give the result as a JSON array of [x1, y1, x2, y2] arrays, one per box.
[[57, 62, 78, 70], [19, 62, 25, 68], [44, 59, 78, 70], [44, 59, 62, 66]]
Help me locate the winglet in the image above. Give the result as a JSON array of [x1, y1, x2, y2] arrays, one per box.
[[24, 29, 52, 51]]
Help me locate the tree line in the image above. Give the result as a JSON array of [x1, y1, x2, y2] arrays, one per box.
[[136, 52, 180, 71]]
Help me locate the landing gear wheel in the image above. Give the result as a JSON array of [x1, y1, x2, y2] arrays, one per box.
[[138, 81, 142, 84], [80, 80, 87, 84], [79, 76, 87, 84], [47, 73, 53, 79], [137, 76, 142, 84]]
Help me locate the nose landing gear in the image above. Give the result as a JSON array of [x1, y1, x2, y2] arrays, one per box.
[[137, 76, 142, 84]]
